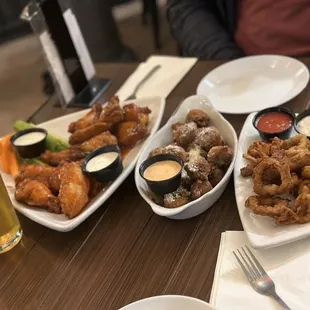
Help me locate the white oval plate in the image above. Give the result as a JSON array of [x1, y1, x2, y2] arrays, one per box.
[[197, 55, 309, 114], [135, 95, 238, 220], [120, 295, 214, 310], [234, 113, 310, 249], [1, 96, 165, 231]]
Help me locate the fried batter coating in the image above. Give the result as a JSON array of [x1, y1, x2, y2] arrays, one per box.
[[15, 165, 61, 194], [58, 162, 90, 218], [68, 103, 102, 133], [207, 146, 233, 168], [282, 134, 307, 151], [298, 179, 310, 195], [69, 122, 112, 145], [245, 196, 295, 225], [15, 179, 61, 214], [192, 126, 224, 152], [186, 109, 210, 127], [123, 103, 151, 126], [293, 186, 310, 223], [181, 169, 193, 189], [209, 165, 225, 187], [115, 121, 147, 147], [184, 149, 211, 181], [191, 180, 213, 199], [100, 96, 124, 125], [172, 121, 197, 148], [253, 159, 292, 196], [149, 144, 188, 162], [76, 131, 118, 152], [163, 186, 190, 208], [41, 149, 85, 167], [302, 166, 310, 179]]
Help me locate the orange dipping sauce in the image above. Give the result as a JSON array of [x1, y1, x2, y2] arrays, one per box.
[[257, 112, 292, 133]]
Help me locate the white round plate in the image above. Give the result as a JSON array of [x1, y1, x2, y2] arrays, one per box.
[[197, 55, 309, 114], [120, 295, 214, 310]]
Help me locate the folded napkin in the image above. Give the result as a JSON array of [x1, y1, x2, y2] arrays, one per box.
[[116, 55, 197, 101], [210, 231, 310, 310]]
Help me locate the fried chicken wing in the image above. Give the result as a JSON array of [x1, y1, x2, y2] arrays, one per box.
[[58, 162, 90, 218], [15, 179, 61, 214], [100, 96, 124, 125], [123, 103, 151, 126], [41, 149, 85, 166], [115, 121, 147, 147], [15, 165, 61, 193], [69, 122, 112, 145], [75, 131, 118, 152], [68, 103, 102, 133]]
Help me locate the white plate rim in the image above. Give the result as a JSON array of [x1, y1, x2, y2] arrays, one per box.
[[196, 55, 310, 114], [1, 96, 166, 231]]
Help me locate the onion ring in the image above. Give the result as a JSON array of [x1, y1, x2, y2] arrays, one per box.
[[253, 158, 292, 196]]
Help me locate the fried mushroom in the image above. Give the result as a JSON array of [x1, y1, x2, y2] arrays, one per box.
[[172, 121, 197, 148], [207, 146, 233, 168], [191, 180, 213, 200], [192, 126, 224, 152], [186, 109, 210, 127], [163, 186, 190, 208]]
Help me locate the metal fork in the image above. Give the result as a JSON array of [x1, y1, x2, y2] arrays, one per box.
[[233, 245, 291, 310], [125, 65, 161, 101]]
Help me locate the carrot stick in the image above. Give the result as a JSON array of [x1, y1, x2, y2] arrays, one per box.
[[8, 148, 20, 177], [0, 135, 13, 174]]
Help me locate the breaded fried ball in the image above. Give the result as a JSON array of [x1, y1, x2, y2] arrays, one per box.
[[181, 169, 193, 189], [186, 109, 210, 127], [191, 180, 213, 200], [185, 151, 211, 180], [209, 166, 225, 187], [149, 144, 188, 162], [163, 186, 190, 208], [172, 122, 197, 148], [207, 146, 233, 168], [192, 127, 224, 152]]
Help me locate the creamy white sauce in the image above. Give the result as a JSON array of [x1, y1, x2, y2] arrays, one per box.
[[14, 132, 46, 146], [298, 116, 310, 136], [86, 152, 119, 172]]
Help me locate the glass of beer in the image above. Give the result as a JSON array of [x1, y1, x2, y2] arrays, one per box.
[[0, 175, 22, 253]]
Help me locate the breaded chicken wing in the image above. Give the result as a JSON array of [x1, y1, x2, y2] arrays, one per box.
[[76, 131, 118, 152], [69, 122, 112, 145], [41, 149, 85, 166], [115, 121, 147, 147], [100, 96, 124, 125], [123, 103, 151, 126], [58, 162, 90, 218], [15, 179, 61, 213], [15, 165, 61, 193], [68, 103, 102, 133]]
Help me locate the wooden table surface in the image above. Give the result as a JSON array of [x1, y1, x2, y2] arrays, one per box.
[[1, 60, 310, 310]]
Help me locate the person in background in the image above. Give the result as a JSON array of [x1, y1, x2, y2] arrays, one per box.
[[167, 0, 310, 60]]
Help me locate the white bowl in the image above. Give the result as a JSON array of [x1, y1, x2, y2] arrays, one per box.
[[120, 295, 215, 310], [135, 95, 238, 219]]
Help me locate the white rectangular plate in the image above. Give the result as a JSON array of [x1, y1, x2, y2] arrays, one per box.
[[234, 113, 310, 249], [1, 96, 165, 231]]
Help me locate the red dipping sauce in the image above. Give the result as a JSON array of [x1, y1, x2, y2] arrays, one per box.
[[256, 112, 292, 133]]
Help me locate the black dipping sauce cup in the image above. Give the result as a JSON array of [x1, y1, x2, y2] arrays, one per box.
[[294, 109, 310, 138], [139, 154, 184, 196], [82, 145, 123, 183], [11, 128, 47, 158], [252, 107, 295, 141]]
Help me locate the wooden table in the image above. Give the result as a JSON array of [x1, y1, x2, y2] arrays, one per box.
[[1, 60, 310, 310]]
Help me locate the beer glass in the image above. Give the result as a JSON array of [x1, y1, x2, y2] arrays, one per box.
[[0, 175, 22, 253]]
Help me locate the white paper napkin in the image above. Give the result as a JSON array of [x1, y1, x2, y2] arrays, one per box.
[[116, 55, 197, 101], [210, 231, 310, 310]]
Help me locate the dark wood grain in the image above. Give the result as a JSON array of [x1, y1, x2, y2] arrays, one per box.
[[1, 59, 310, 310]]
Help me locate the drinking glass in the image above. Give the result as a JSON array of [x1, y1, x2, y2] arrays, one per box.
[[0, 175, 22, 253]]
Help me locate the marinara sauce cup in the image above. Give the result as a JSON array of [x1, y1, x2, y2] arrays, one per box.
[[253, 107, 295, 141]]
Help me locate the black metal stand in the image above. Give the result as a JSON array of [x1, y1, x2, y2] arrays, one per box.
[[67, 77, 112, 108]]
